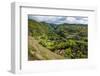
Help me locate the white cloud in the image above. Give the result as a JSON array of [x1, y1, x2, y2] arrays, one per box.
[[75, 17, 88, 24], [65, 17, 88, 24], [78, 19, 88, 24], [66, 17, 76, 23]]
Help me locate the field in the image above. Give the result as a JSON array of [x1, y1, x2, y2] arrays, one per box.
[[28, 15, 88, 60]]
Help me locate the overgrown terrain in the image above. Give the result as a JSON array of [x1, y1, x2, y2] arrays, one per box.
[[28, 19, 88, 60]]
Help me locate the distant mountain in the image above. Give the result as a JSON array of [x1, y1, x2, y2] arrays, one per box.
[[28, 19, 87, 37]]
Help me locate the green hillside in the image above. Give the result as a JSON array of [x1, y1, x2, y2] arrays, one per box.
[[28, 19, 88, 60], [28, 19, 55, 37]]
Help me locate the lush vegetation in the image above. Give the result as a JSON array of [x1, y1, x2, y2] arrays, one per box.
[[28, 19, 88, 60]]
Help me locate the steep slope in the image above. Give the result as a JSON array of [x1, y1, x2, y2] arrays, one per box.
[[28, 19, 55, 37], [28, 36, 64, 60]]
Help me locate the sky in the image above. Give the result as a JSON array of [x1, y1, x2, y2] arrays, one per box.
[[28, 15, 88, 25]]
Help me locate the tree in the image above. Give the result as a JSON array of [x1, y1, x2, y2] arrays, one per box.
[[64, 48, 73, 58]]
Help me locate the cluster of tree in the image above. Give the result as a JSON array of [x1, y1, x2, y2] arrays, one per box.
[[28, 19, 88, 59]]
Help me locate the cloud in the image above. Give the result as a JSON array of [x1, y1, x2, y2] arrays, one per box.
[[65, 17, 88, 24], [28, 15, 88, 24], [66, 17, 77, 24]]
